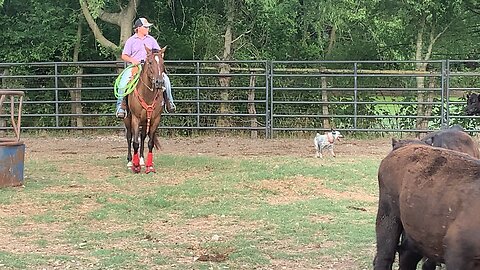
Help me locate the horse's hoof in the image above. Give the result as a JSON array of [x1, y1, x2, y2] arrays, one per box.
[[127, 161, 133, 168], [131, 165, 141, 173], [140, 157, 145, 167], [145, 166, 156, 174]]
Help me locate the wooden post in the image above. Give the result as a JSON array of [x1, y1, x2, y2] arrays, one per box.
[[248, 72, 257, 139], [321, 76, 331, 129]]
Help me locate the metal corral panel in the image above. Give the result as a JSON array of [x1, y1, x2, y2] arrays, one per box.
[[0, 142, 25, 187]]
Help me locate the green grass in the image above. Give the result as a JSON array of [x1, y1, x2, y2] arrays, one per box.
[[0, 146, 383, 269]]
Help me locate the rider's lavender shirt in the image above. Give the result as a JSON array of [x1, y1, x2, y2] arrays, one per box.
[[122, 34, 161, 62]]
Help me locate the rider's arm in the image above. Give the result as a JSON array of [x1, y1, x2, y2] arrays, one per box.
[[121, 54, 140, 65], [121, 38, 140, 65]]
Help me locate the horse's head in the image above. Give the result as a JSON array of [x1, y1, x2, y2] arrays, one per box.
[[144, 45, 166, 91]]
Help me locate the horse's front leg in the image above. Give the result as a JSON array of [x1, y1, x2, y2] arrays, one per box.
[[131, 119, 141, 173], [145, 131, 157, 174]]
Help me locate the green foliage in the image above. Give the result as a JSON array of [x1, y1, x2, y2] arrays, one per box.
[[85, 0, 106, 18], [0, 0, 81, 62], [2, 0, 480, 61]]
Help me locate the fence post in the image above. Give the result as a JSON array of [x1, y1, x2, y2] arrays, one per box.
[[196, 61, 200, 129], [267, 61, 273, 139], [54, 63, 60, 128], [353, 62, 358, 129]]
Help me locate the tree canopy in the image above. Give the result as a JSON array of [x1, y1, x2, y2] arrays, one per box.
[[1, 0, 480, 62]]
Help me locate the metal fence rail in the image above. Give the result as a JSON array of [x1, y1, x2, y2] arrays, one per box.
[[1, 60, 480, 138]]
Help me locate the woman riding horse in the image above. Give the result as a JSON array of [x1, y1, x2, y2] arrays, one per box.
[[124, 46, 166, 173]]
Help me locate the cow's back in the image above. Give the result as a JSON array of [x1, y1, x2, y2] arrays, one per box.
[[421, 129, 480, 158]]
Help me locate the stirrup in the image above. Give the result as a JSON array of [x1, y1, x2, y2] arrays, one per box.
[[116, 108, 127, 119], [165, 102, 176, 113]]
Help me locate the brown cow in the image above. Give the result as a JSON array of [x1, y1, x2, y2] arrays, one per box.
[[391, 129, 480, 270], [374, 143, 480, 270]]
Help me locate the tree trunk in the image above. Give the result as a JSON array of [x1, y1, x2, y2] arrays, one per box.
[[80, 0, 139, 53], [217, 0, 235, 128], [321, 77, 330, 129], [248, 72, 257, 139], [424, 78, 436, 127], [320, 24, 336, 129], [415, 14, 449, 133], [70, 17, 84, 128], [415, 15, 427, 132]]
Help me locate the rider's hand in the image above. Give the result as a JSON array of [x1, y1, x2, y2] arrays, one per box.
[[131, 59, 141, 65]]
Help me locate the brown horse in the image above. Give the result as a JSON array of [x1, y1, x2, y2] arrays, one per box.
[[123, 46, 165, 173]]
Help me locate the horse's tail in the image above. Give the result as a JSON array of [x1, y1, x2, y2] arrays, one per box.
[[153, 133, 161, 150]]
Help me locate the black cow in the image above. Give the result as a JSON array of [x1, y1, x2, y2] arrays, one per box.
[[466, 93, 480, 115]]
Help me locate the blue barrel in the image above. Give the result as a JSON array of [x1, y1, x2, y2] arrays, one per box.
[[0, 141, 25, 187]]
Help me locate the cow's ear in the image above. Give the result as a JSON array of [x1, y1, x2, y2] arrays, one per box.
[[476, 93, 480, 102], [424, 136, 433, 146], [391, 138, 398, 148]]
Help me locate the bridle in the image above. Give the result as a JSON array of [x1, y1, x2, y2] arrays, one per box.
[[141, 52, 164, 91], [134, 51, 165, 134]]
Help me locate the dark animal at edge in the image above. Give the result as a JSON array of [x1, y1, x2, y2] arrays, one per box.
[[374, 143, 480, 270], [466, 92, 480, 115]]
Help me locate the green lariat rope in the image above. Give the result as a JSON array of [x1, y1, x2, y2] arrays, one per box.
[[113, 64, 142, 98]]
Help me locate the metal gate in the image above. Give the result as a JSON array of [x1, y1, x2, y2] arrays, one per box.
[[1, 60, 480, 137]]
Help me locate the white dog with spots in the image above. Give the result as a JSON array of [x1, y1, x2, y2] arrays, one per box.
[[314, 130, 344, 158]]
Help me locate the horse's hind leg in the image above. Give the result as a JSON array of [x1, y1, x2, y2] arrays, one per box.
[[145, 132, 157, 174], [124, 117, 133, 168], [139, 126, 146, 167], [126, 127, 133, 168]]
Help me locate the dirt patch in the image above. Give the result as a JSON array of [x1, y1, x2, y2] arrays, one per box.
[[255, 176, 377, 206], [23, 134, 393, 161]]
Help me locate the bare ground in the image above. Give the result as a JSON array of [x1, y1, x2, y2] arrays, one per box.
[[1, 134, 393, 269], [24, 134, 393, 160]]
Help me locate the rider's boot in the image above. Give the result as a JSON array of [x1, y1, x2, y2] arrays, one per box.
[[163, 92, 176, 113], [116, 98, 127, 118]]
